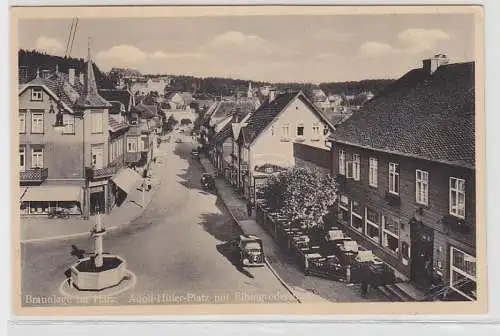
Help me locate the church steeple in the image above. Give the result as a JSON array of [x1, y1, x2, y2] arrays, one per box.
[[75, 38, 111, 109], [247, 81, 253, 98]]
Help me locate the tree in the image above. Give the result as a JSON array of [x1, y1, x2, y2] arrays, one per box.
[[261, 167, 337, 230]]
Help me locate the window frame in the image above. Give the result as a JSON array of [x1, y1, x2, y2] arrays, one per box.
[[19, 147, 26, 172], [91, 112, 104, 134], [31, 147, 44, 168], [416, 169, 429, 206], [127, 137, 138, 152], [312, 123, 320, 140], [282, 123, 290, 138], [19, 111, 26, 134], [352, 153, 360, 181], [90, 144, 104, 169], [31, 87, 43, 101], [339, 150, 346, 175], [388, 162, 400, 195], [62, 114, 75, 134], [449, 177, 466, 219], [369, 157, 378, 187], [296, 121, 305, 137], [31, 112, 44, 134]]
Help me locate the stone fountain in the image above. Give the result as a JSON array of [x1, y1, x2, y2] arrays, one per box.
[[68, 208, 127, 291]]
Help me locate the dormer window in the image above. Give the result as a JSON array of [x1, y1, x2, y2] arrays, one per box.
[[31, 87, 43, 101]]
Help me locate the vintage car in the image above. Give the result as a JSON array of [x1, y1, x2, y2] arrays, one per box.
[[175, 137, 182, 143], [233, 234, 265, 267], [191, 149, 200, 160], [200, 173, 215, 190]]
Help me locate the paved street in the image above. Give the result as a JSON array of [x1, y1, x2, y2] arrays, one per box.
[[21, 132, 297, 306]]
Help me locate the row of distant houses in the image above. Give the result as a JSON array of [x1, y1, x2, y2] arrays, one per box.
[[201, 54, 477, 301], [18, 46, 164, 218]]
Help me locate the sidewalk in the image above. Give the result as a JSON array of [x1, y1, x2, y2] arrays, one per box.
[[21, 142, 171, 243], [199, 156, 388, 303]]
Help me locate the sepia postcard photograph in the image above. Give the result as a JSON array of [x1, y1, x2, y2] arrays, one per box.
[[10, 5, 486, 316]]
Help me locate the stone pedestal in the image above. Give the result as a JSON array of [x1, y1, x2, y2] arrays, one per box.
[[70, 255, 127, 291]]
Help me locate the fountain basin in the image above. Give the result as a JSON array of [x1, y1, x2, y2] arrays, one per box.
[[70, 255, 127, 291]]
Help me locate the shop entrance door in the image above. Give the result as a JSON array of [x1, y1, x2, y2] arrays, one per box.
[[410, 220, 434, 289], [89, 185, 106, 215]]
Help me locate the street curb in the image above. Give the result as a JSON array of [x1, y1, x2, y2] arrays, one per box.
[[199, 157, 301, 304], [21, 225, 119, 244], [21, 144, 170, 245]]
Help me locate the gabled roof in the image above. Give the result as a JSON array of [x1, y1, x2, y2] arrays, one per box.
[[165, 91, 182, 100], [243, 91, 334, 145], [214, 119, 234, 144], [134, 103, 158, 119], [108, 114, 129, 133], [98, 89, 132, 108], [330, 62, 475, 169], [19, 71, 82, 114]]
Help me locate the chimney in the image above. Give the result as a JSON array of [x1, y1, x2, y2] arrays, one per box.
[[269, 89, 276, 103], [79, 72, 84, 85], [423, 54, 449, 75], [69, 68, 75, 86]]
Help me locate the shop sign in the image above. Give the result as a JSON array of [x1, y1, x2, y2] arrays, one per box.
[[89, 186, 105, 193]]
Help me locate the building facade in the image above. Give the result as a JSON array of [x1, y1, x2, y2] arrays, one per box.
[[328, 56, 476, 300], [237, 90, 334, 203]]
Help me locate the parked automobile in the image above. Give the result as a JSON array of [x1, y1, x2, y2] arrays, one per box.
[[175, 137, 182, 143], [200, 173, 215, 190], [232, 234, 265, 267], [191, 149, 200, 160]]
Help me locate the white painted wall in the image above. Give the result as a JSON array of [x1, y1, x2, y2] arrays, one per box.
[[250, 94, 330, 170]]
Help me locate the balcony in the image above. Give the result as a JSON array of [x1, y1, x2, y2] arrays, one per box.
[[20, 168, 48, 183], [85, 166, 118, 180]]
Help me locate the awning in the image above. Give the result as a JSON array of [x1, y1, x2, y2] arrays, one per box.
[[21, 186, 82, 202], [111, 168, 143, 194]]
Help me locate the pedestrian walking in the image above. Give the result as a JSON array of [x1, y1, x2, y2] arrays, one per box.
[[360, 281, 368, 297], [64, 268, 73, 287], [247, 202, 253, 217]]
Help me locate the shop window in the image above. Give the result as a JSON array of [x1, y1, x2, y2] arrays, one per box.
[[365, 207, 380, 243], [338, 195, 350, 224], [450, 246, 476, 300], [382, 215, 399, 254], [29, 201, 49, 214], [351, 200, 363, 232]]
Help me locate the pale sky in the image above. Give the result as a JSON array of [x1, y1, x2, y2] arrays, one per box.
[[18, 14, 475, 83]]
